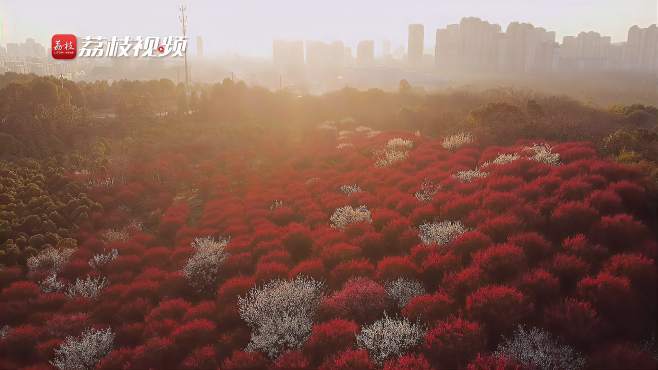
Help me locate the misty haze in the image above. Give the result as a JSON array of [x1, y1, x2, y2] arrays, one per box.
[[0, 1, 657, 370]]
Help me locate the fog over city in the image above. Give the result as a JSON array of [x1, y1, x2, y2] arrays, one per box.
[[0, 0, 657, 104]]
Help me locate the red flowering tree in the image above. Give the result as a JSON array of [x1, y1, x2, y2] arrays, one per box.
[[423, 318, 487, 369]]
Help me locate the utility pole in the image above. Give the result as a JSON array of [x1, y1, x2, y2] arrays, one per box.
[[178, 4, 190, 92]]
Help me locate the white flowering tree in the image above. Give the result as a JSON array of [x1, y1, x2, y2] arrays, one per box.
[[387, 138, 414, 150], [339, 184, 363, 195], [454, 168, 488, 183], [27, 247, 76, 275], [238, 276, 324, 359], [524, 144, 561, 166], [51, 327, 114, 370], [495, 326, 586, 370], [88, 249, 118, 270], [375, 148, 410, 167], [0, 325, 10, 340], [373, 138, 414, 167], [66, 276, 107, 299], [356, 314, 425, 365], [101, 229, 130, 243], [442, 132, 473, 150], [385, 278, 426, 308], [183, 236, 230, 293], [330, 205, 372, 229], [418, 220, 468, 246], [270, 200, 284, 210], [481, 153, 520, 168], [414, 179, 439, 202], [40, 273, 65, 293]]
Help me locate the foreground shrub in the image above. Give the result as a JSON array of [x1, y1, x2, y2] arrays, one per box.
[[356, 314, 425, 365], [238, 276, 324, 358]]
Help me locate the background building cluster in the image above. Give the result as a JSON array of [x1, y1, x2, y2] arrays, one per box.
[[272, 18, 658, 76], [435, 18, 658, 74]]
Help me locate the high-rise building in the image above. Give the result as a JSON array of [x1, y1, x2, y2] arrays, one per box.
[[435, 18, 501, 71], [273, 40, 305, 68], [382, 40, 391, 58], [624, 24, 657, 73], [408, 24, 424, 65], [502, 22, 555, 72], [305, 40, 345, 68], [196, 36, 204, 58], [435, 24, 461, 68], [6, 43, 20, 58], [356, 40, 375, 65], [558, 31, 611, 71]]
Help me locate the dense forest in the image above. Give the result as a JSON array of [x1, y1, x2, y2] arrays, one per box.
[[0, 72, 657, 370]]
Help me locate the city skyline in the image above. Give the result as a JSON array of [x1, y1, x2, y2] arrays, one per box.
[[0, 0, 656, 57]]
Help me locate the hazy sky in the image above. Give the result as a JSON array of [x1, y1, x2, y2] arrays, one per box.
[[1, 0, 656, 56]]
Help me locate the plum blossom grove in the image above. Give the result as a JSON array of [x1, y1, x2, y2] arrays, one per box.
[[0, 121, 656, 370]]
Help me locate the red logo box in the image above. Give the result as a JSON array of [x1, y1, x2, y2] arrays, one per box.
[[52, 34, 77, 59]]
